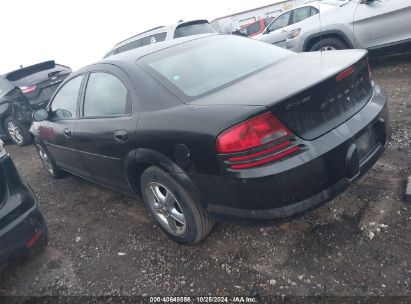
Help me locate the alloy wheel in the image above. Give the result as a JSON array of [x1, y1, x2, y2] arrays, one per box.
[[36, 144, 54, 174], [7, 121, 24, 145], [146, 182, 187, 236], [320, 46, 337, 51]]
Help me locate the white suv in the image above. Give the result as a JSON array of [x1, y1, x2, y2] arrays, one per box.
[[285, 0, 411, 53], [257, 2, 340, 46], [104, 20, 215, 58]]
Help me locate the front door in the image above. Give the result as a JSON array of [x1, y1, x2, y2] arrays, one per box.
[[75, 66, 137, 193], [263, 11, 292, 47], [353, 0, 411, 49], [40, 75, 90, 177]]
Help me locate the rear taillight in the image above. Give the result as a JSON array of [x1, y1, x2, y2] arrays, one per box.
[[20, 85, 37, 94], [336, 66, 355, 82], [217, 112, 301, 170], [216, 112, 290, 154]]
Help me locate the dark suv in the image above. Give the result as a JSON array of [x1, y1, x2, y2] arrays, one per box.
[[0, 61, 71, 146]]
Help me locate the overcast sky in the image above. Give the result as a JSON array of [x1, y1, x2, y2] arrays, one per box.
[[0, 0, 288, 74]]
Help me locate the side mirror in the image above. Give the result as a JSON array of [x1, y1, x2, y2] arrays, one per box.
[[33, 109, 49, 122]]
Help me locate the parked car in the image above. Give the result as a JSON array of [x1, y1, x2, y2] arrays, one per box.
[[232, 17, 274, 38], [285, 0, 411, 52], [31, 34, 390, 244], [0, 140, 48, 265], [258, 2, 341, 46], [0, 61, 71, 146], [103, 20, 216, 58]]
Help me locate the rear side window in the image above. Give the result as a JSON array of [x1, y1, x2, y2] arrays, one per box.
[[174, 23, 214, 38], [0, 78, 14, 98], [117, 39, 142, 54], [292, 7, 313, 24], [141, 32, 167, 46], [247, 21, 262, 36], [83, 73, 130, 117], [50, 76, 83, 119]]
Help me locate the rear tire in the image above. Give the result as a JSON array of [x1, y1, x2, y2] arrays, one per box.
[[4, 117, 31, 146], [33, 137, 65, 179], [140, 166, 213, 245], [310, 37, 348, 52]]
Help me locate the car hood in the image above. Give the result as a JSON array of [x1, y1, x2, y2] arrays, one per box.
[[190, 49, 367, 107]]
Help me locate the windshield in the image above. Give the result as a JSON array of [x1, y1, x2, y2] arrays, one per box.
[[143, 35, 291, 98], [0, 77, 15, 98]]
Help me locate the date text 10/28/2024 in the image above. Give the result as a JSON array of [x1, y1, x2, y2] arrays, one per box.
[[149, 296, 258, 303]]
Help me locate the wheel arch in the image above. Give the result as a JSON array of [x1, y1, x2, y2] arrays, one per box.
[[125, 148, 207, 209], [303, 30, 354, 51]]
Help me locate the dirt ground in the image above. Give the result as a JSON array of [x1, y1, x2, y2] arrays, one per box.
[[0, 53, 410, 300]]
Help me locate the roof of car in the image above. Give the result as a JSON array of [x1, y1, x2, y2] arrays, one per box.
[[107, 20, 211, 54], [101, 33, 217, 65]]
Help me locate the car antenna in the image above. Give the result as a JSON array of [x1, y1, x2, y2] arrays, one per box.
[[318, 0, 323, 53]]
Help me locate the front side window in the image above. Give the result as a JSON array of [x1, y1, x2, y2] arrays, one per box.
[[141, 32, 167, 46], [83, 72, 130, 117], [50, 76, 83, 118], [268, 11, 291, 32], [292, 7, 313, 24]]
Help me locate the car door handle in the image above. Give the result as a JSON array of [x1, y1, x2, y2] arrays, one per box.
[[113, 130, 128, 143], [63, 128, 72, 138]]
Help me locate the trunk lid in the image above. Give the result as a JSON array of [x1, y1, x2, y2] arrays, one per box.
[[191, 49, 372, 140]]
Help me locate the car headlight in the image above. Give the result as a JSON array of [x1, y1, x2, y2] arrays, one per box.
[[0, 140, 7, 159], [286, 28, 301, 40]]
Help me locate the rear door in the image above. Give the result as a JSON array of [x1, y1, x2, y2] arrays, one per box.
[[353, 0, 411, 49], [75, 65, 137, 193], [39, 75, 90, 177]]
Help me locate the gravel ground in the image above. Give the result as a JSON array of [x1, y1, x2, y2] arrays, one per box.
[[0, 54, 410, 299]]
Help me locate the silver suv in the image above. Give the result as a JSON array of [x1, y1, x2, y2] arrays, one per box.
[[104, 20, 215, 58], [284, 0, 411, 52]]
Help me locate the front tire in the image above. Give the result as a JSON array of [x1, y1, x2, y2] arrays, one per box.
[[140, 166, 214, 245], [4, 117, 31, 146], [309, 37, 348, 52], [33, 137, 65, 179]]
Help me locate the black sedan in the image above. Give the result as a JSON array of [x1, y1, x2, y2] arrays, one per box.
[[0, 61, 71, 146], [0, 140, 48, 264], [30, 34, 390, 244]]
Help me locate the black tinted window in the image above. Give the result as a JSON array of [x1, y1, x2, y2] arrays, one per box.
[[292, 7, 313, 24], [268, 12, 291, 31], [50, 76, 82, 118], [117, 39, 142, 54], [141, 32, 167, 46], [174, 23, 214, 38], [84, 73, 130, 117]]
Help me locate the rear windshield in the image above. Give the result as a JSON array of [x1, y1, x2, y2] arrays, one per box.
[[174, 23, 215, 39], [143, 35, 290, 98], [0, 78, 15, 98]]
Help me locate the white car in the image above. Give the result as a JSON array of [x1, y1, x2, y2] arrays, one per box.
[[285, 0, 411, 52], [257, 2, 341, 47]]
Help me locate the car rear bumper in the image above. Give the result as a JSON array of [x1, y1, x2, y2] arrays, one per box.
[[0, 156, 48, 264], [188, 85, 391, 222]]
